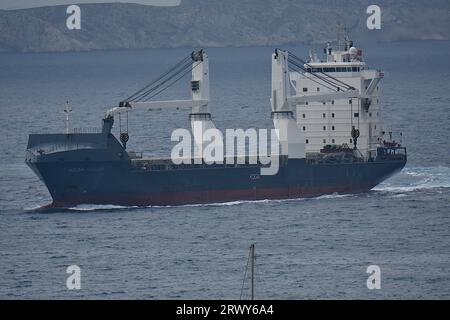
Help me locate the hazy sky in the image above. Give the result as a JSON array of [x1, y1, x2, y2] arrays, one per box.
[[0, 0, 181, 10]]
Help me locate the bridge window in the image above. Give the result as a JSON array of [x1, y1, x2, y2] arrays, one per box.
[[332, 139, 335, 143], [303, 87, 308, 92], [354, 113, 359, 118], [323, 139, 326, 143], [332, 113, 335, 118], [302, 113, 306, 118], [332, 126, 335, 130], [323, 113, 326, 118], [323, 126, 326, 131], [306, 139, 309, 144], [302, 126, 306, 131], [317, 87, 320, 92]]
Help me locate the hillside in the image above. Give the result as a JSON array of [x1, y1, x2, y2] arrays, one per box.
[[0, 0, 449, 52]]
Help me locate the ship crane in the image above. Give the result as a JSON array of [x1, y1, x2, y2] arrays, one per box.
[[105, 49, 216, 150]]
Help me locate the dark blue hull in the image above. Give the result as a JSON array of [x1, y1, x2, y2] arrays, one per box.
[[25, 119, 406, 207], [27, 157, 405, 207]]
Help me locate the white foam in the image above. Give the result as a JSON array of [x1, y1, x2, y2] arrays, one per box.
[[68, 204, 137, 211], [374, 166, 450, 192], [24, 203, 49, 211], [314, 193, 354, 200], [149, 198, 272, 208]]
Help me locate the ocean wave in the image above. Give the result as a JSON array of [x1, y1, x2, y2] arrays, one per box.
[[68, 204, 138, 211], [313, 193, 354, 200], [26, 196, 338, 212], [149, 198, 274, 208], [374, 166, 450, 192], [151, 194, 354, 208], [24, 203, 138, 213], [24, 204, 50, 211]]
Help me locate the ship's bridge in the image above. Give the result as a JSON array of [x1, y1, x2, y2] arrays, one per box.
[[304, 62, 365, 74], [304, 38, 367, 72]]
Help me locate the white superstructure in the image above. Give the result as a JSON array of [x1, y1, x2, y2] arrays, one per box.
[[108, 45, 387, 161], [290, 38, 384, 159]]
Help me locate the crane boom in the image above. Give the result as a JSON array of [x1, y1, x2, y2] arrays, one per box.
[[105, 99, 208, 117], [105, 49, 216, 152]]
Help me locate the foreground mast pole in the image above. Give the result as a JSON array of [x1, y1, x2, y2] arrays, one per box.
[[250, 244, 255, 300]]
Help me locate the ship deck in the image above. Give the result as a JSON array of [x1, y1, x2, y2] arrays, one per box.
[[128, 152, 289, 171]]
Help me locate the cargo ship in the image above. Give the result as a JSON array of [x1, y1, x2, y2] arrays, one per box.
[[26, 38, 406, 207]]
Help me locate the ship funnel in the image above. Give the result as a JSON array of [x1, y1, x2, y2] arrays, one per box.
[[271, 49, 305, 159]]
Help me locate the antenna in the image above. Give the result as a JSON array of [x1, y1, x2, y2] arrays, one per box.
[[64, 101, 72, 134], [337, 24, 345, 51]]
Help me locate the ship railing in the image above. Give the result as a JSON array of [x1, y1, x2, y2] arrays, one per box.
[[128, 151, 143, 159], [375, 146, 407, 161], [130, 155, 289, 171], [305, 152, 364, 165], [71, 127, 102, 134], [27, 143, 96, 155]]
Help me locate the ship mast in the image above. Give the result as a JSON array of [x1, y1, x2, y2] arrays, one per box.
[[64, 101, 72, 134], [240, 243, 256, 300], [250, 243, 255, 300]]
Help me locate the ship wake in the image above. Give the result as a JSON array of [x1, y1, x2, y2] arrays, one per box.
[[28, 194, 358, 212], [373, 166, 450, 193]]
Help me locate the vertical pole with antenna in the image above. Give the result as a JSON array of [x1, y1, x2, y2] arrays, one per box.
[[337, 24, 342, 51], [64, 101, 72, 134]]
